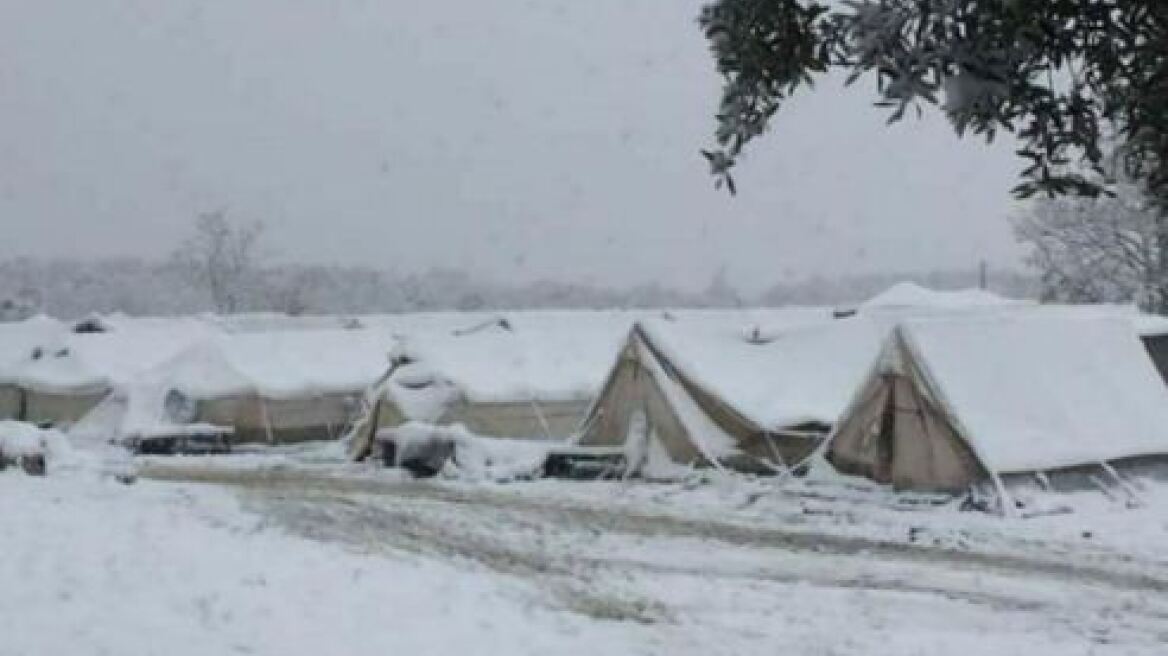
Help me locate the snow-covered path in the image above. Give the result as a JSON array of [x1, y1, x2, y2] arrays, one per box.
[[4, 464, 1168, 655]]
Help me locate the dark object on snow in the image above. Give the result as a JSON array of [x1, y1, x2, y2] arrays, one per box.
[[20, 454, 46, 476], [452, 316, 512, 337], [127, 431, 233, 456], [377, 432, 456, 478], [832, 308, 857, 319], [542, 447, 628, 480], [378, 439, 398, 468], [73, 316, 110, 333], [959, 495, 993, 513], [0, 450, 46, 476]]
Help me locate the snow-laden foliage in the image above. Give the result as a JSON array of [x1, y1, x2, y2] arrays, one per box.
[[702, 1, 1168, 203], [1013, 183, 1168, 311]]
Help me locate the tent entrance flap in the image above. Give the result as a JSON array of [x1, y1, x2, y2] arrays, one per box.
[[828, 370, 985, 492]]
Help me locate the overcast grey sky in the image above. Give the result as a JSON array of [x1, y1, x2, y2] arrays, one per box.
[[0, 0, 1025, 293]]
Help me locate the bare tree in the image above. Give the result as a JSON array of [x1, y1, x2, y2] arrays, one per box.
[[173, 211, 264, 313], [1013, 184, 1166, 312]]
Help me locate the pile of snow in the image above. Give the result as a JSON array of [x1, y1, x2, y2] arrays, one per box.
[[859, 281, 1024, 312], [379, 421, 551, 481], [0, 419, 49, 457], [0, 420, 87, 473], [898, 311, 1168, 474]]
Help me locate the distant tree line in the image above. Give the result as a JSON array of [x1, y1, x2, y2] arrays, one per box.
[[0, 212, 1036, 319]]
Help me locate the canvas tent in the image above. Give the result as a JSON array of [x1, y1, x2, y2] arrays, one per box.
[[575, 312, 882, 473], [0, 320, 213, 427], [111, 328, 403, 445], [0, 315, 68, 420], [346, 313, 635, 459], [827, 312, 1168, 508]]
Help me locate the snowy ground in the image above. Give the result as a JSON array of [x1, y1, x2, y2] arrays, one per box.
[[3, 450, 1168, 655]]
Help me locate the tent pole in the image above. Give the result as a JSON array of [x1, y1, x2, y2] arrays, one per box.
[[1100, 461, 1143, 506], [259, 398, 276, 445], [529, 399, 553, 440], [990, 472, 1019, 519]]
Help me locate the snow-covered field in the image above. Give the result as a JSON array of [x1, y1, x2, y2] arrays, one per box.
[[4, 447, 1168, 656]]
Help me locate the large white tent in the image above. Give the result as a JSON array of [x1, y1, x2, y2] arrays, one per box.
[[827, 310, 1168, 509], [100, 328, 404, 445], [0, 315, 68, 420], [0, 318, 215, 427], [575, 310, 880, 473]]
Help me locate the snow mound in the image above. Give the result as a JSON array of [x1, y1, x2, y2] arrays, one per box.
[[0, 420, 92, 474], [378, 422, 551, 481], [860, 282, 1021, 312]]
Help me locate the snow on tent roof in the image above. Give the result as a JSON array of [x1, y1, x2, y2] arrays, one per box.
[[636, 310, 883, 429], [394, 311, 636, 403], [154, 328, 403, 400], [972, 301, 1168, 339], [1, 319, 218, 394], [898, 311, 1168, 474], [371, 308, 837, 404], [0, 315, 67, 374], [859, 282, 1023, 312]]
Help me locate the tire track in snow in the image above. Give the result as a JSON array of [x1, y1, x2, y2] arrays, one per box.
[[142, 464, 1168, 597]]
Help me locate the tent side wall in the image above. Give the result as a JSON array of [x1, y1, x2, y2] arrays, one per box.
[[22, 388, 108, 427], [0, 384, 22, 420], [197, 392, 359, 444], [576, 337, 708, 465], [825, 374, 894, 482], [998, 453, 1168, 493], [439, 399, 589, 440]]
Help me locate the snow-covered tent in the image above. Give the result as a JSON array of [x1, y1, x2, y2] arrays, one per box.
[[858, 282, 1024, 313], [348, 313, 634, 458], [113, 328, 402, 445], [0, 320, 214, 427], [575, 312, 881, 473], [827, 312, 1168, 505], [0, 315, 68, 420]]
